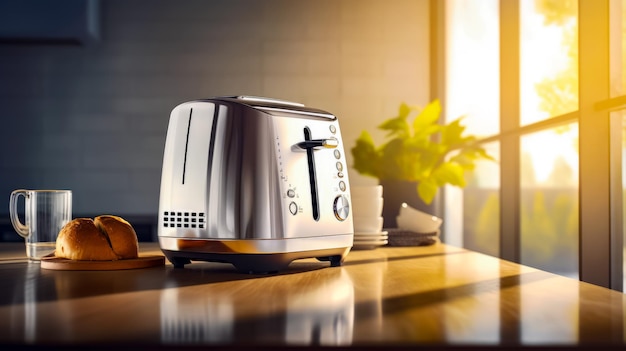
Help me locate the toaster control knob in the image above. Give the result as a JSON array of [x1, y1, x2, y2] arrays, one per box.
[[333, 195, 350, 221], [289, 202, 298, 215]]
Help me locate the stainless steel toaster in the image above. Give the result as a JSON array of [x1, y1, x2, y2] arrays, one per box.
[[158, 96, 354, 273]]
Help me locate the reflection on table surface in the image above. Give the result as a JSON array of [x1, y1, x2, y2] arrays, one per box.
[[159, 266, 354, 345], [0, 242, 625, 347]]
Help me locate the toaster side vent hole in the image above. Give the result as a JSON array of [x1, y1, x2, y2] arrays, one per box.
[[162, 211, 206, 229]]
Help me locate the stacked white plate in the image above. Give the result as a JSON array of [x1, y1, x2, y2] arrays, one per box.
[[353, 230, 388, 250], [351, 185, 387, 250]]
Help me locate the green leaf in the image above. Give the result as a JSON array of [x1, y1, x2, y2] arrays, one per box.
[[449, 152, 477, 170], [380, 138, 410, 180], [379, 119, 409, 138], [417, 179, 438, 204], [356, 129, 375, 145], [431, 162, 466, 187], [412, 99, 441, 135], [351, 131, 380, 177], [378, 102, 411, 138], [411, 124, 442, 145], [475, 147, 496, 161], [398, 102, 411, 119], [441, 118, 470, 146], [450, 145, 496, 170]]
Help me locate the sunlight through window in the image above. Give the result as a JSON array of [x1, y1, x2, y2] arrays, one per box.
[[520, 0, 578, 125]]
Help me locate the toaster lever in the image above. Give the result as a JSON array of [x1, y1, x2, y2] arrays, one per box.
[[295, 138, 338, 150]]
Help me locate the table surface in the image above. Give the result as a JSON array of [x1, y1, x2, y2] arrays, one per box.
[[0, 241, 625, 348]]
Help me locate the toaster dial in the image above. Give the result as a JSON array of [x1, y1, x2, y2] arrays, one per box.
[[333, 195, 350, 221]]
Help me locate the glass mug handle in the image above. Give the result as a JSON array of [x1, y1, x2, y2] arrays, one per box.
[[9, 189, 30, 239]]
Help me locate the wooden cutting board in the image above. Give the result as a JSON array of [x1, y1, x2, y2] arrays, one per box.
[[40, 255, 165, 271]]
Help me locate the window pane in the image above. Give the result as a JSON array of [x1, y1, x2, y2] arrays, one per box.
[[444, 0, 499, 253], [520, 0, 578, 125], [520, 125, 579, 278], [610, 0, 626, 97], [623, 0, 626, 95], [463, 142, 500, 257], [446, 0, 499, 137]]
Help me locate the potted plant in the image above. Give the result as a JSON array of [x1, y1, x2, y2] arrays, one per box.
[[350, 99, 494, 227]]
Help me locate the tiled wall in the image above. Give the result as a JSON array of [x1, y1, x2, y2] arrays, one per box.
[[0, 0, 429, 217]]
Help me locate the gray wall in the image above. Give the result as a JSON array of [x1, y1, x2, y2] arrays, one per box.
[[0, 0, 429, 217]]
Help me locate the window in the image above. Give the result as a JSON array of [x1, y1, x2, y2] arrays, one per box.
[[441, 0, 626, 289]]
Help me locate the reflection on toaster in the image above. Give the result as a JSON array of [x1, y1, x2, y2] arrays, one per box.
[[159, 270, 354, 345]]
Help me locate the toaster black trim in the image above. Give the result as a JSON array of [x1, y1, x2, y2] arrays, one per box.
[[181, 108, 193, 185]]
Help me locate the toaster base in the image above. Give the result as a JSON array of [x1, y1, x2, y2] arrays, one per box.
[[158, 234, 353, 273], [161, 247, 350, 274]]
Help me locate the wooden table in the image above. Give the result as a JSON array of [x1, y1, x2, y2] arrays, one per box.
[[0, 241, 624, 349]]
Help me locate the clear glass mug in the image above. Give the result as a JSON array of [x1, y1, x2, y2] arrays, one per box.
[[9, 189, 72, 260]]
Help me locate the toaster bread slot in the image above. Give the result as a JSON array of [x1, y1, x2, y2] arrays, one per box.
[[182, 108, 193, 185], [303, 127, 320, 221]]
